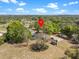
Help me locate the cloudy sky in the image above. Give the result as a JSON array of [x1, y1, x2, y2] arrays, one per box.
[[0, 0, 79, 15]]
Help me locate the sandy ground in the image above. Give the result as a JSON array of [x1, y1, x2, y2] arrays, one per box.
[[50, 35, 64, 42], [0, 39, 72, 59]]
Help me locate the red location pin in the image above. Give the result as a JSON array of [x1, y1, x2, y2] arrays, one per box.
[[38, 18, 44, 28]]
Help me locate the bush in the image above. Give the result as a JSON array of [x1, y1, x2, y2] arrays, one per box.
[[34, 22, 40, 32], [76, 34, 79, 44], [61, 56, 70, 59], [65, 48, 79, 59], [31, 40, 48, 52], [6, 20, 31, 43], [61, 25, 77, 38], [0, 36, 4, 45], [71, 34, 79, 44], [43, 21, 60, 34]]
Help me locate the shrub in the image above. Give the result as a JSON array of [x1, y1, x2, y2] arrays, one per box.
[[6, 20, 31, 43], [76, 34, 79, 44], [31, 40, 48, 52], [0, 36, 4, 45], [34, 22, 40, 32], [61, 25, 77, 38], [61, 56, 70, 59], [65, 48, 79, 59], [71, 34, 79, 44], [43, 21, 60, 34]]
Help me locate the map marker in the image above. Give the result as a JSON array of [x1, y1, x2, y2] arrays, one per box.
[[38, 18, 44, 28]]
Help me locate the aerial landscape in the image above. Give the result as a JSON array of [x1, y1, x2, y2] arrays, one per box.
[[0, 0, 79, 59]]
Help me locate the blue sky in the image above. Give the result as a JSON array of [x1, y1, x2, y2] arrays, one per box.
[[0, 0, 79, 15]]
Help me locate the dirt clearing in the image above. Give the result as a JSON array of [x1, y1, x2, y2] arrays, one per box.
[[0, 39, 72, 59]]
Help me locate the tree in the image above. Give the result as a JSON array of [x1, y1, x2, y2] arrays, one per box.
[[6, 20, 31, 43]]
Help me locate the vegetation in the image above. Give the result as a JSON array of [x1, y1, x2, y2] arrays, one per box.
[[65, 48, 79, 59], [0, 36, 5, 45], [76, 34, 79, 43], [71, 34, 79, 44], [43, 21, 60, 34], [0, 15, 79, 59], [61, 25, 77, 38], [34, 20, 60, 34], [31, 40, 49, 52], [34, 21, 40, 32], [6, 20, 31, 43]]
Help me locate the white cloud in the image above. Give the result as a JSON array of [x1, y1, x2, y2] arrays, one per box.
[[8, 8, 12, 11], [63, 4, 67, 6], [10, 0, 17, 3], [59, 10, 67, 14], [0, 0, 9, 3], [18, 1, 26, 6], [53, 9, 67, 15], [14, 10, 30, 15], [63, 1, 79, 6], [69, 1, 79, 5], [16, 8, 24, 12], [75, 1, 79, 4], [33, 8, 47, 14], [47, 3, 58, 9], [0, 0, 18, 3]]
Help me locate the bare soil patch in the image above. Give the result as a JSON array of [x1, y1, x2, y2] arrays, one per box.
[[0, 39, 72, 59]]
